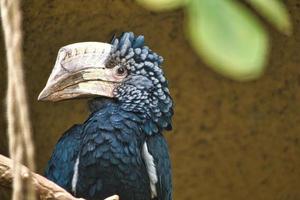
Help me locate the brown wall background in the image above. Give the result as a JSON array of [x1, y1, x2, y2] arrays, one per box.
[[1, 1, 300, 199]]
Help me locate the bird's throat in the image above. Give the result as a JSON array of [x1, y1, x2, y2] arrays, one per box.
[[88, 97, 117, 113]]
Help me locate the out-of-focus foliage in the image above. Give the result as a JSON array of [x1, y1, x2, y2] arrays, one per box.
[[187, 0, 268, 81], [136, 0, 292, 81], [136, 0, 189, 11], [249, 0, 292, 34]]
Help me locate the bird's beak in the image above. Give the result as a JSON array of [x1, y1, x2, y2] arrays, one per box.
[[38, 42, 122, 102]]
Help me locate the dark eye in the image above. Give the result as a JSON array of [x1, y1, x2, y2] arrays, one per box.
[[116, 66, 127, 76]]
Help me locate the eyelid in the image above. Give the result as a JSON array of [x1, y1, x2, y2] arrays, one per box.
[[115, 65, 127, 76]]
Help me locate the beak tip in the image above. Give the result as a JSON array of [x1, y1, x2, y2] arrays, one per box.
[[37, 89, 49, 101], [37, 94, 45, 101]]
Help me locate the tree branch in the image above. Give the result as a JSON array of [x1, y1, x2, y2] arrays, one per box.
[[0, 154, 119, 200]]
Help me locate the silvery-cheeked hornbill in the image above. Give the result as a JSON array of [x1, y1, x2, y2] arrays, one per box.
[[38, 32, 174, 200]]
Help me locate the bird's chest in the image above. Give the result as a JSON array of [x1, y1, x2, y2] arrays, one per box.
[[74, 128, 151, 200]]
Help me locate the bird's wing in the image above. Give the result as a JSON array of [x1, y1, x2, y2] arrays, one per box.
[[45, 124, 83, 192], [145, 134, 172, 200]]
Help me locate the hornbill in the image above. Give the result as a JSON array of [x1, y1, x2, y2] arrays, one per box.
[[38, 32, 173, 200]]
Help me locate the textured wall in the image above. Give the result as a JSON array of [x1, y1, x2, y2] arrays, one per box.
[[1, 1, 300, 200]]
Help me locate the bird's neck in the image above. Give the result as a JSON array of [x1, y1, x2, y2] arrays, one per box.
[[88, 97, 173, 135], [118, 90, 173, 131]]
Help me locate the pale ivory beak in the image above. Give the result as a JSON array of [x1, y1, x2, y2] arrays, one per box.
[[38, 42, 121, 101]]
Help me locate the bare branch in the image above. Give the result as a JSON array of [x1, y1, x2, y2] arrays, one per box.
[[0, 154, 119, 200]]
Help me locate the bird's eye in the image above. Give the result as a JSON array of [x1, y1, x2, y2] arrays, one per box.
[[116, 66, 127, 76]]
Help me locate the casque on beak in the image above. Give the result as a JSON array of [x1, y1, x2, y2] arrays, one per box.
[[38, 42, 123, 102]]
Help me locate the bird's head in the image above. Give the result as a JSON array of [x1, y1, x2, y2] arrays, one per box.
[[38, 32, 173, 131]]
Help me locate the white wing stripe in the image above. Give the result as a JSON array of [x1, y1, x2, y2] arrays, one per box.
[[71, 156, 80, 194], [142, 142, 158, 198]]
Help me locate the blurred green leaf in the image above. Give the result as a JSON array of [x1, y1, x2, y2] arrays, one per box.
[[187, 0, 269, 81], [249, 0, 292, 35], [136, 0, 188, 11]]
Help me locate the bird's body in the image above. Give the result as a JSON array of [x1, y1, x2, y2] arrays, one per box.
[[41, 32, 173, 200]]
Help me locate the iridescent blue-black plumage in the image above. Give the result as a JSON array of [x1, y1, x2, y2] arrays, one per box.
[[45, 124, 83, 192], [45, 32, 173, 200]]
